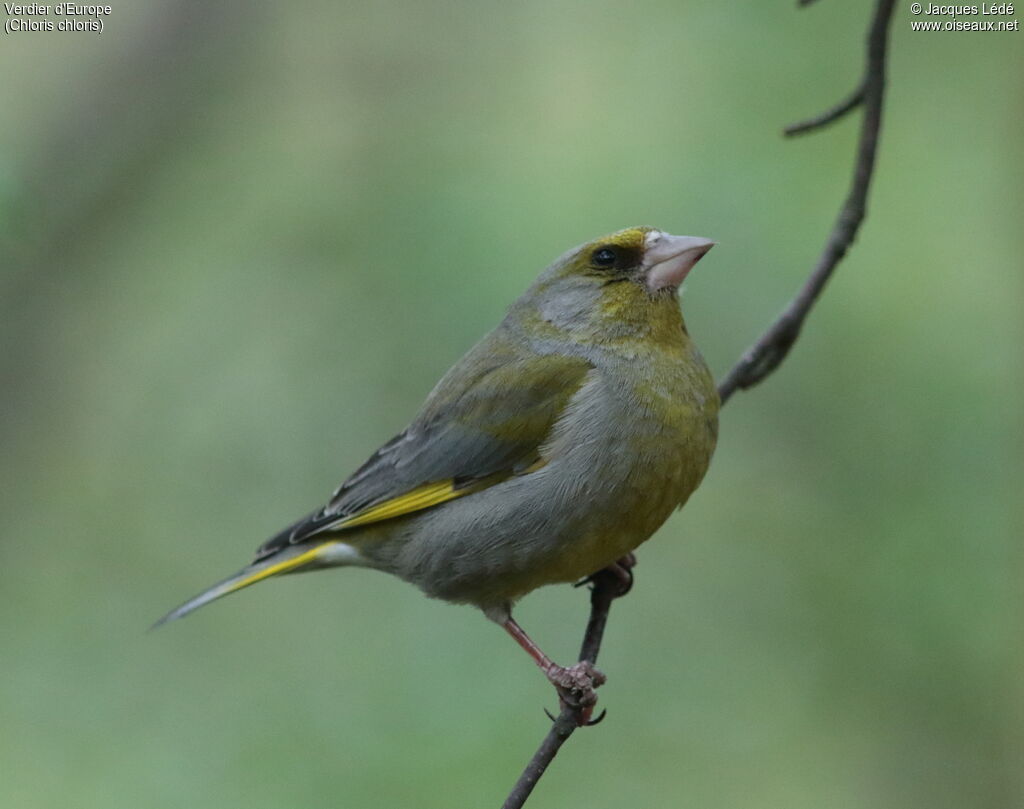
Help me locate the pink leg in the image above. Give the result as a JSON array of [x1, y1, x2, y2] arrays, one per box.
[[503, 617, 558, 673], [501, 617, 606, 719]]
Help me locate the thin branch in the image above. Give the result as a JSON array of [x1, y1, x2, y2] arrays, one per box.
[[784, 83, 865, 136], [501, 569, 626, 809], [718, 0, 895, 405], [500, 1, 896, 806]]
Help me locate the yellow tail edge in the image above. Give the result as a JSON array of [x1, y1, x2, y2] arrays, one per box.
[[151, 541, 338, 629]]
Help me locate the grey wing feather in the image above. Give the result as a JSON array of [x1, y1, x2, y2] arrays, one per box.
[[254, 331, 591, 560]]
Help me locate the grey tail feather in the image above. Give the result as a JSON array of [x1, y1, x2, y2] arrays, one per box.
[[150, 544, 320, 630], [151, 566, 255, 630]]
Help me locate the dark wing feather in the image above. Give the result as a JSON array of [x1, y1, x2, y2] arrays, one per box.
[[254, 338, 592, 560]]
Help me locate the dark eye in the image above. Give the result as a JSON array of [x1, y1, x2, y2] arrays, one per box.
[[592, 247, 617, 268]]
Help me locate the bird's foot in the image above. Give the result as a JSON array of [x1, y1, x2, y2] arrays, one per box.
[[574, 552, 637, 597], [545, 661, 607, 725]]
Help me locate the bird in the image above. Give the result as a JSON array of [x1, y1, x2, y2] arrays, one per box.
[[155, 226, 719, 703]]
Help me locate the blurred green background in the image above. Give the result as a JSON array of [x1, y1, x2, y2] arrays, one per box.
[[1, 2, 1021, 807]]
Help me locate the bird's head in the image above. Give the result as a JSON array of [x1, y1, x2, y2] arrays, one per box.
[[514, 226, 715, 345]]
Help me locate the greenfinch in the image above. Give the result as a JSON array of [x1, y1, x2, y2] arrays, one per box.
[[156, 226, 719, 693]]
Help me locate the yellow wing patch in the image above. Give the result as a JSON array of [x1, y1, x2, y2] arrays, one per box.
[[327, 479, 487, 531], [324, 459, 551, 533]]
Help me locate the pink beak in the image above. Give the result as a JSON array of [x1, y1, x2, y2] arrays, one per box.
[[643, 232, 715, 292]]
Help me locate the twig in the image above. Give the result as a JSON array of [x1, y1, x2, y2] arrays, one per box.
[[501, 1, 896, 806], [784, 84, 865, 136], [718, 0, 895, 405]]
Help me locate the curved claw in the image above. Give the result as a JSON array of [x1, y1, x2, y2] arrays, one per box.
[[586, 709, 608, 727], [543, 704, 606, 727]]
